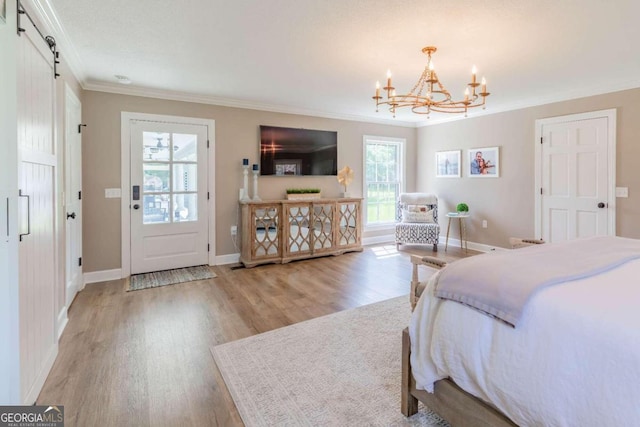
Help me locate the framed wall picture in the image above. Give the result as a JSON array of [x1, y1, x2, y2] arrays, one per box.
[[468, 146, 500, 177], [0, 0, 6, 24], [435, 150, 461, 178]]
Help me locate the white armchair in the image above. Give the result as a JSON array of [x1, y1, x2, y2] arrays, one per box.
[[395, 193, 440, 251]]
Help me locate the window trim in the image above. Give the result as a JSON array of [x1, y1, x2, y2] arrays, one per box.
[[362, 135, 406, 229]]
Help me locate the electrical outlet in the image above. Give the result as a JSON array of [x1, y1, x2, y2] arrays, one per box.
[[482, 220, 488, 229], [230, 225, 237, 236]]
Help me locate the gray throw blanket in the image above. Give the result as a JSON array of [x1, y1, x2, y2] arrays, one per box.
[[434, 236, 640, 327]]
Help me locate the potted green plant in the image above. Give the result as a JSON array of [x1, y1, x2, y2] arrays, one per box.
[[286, 188, 322, 200], [456, 203, 469, 215]]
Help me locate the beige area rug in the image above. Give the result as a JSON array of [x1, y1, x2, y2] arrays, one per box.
[[128, 265, 216, 291], [212, 296, 449, 427]]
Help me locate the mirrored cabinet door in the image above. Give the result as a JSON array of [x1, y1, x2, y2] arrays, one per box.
[[338, 201, 360, 247], [284, 204, 312, 257], [312, 203, 334, 253]]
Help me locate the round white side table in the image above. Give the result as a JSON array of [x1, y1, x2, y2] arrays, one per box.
[[445, 212, 470, 252]]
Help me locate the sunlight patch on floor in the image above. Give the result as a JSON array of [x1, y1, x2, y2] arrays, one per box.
[[370, 244, 400, 259]]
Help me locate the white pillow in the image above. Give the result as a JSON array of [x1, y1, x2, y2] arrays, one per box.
[[402, 208, 434, 223]]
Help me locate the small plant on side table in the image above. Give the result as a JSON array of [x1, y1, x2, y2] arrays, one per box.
[[456, 203, 469, 214]]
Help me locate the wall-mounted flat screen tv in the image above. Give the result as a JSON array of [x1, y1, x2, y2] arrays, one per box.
[[260, 125, 338, 176]]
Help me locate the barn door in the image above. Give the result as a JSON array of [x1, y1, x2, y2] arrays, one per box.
[[17, 14, 58, 403]]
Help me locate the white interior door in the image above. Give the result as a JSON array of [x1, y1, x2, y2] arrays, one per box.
[[537, 111, 615, 242], [17, 17, 58, 404], [130, 121, 209, 274], [64, 86, 82, 306]]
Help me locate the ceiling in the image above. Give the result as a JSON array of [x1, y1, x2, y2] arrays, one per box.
[[44, 0, 640, 126]]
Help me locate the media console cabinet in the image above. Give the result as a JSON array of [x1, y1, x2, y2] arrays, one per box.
[[240, 198, 363, 268]]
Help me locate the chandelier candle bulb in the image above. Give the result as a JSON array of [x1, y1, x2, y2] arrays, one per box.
[[375, 81, 380, 98], [481, 77, 487, 94], [386, 70, 392, 90], [472, 65, 477, 84]]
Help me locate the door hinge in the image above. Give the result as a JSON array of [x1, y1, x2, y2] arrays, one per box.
[[207, 244, 210, 252], [540, 137, 543, 144], [78, 191, 82, 200], [207, 192, 210, 200], [78, 257, 82, 267], [540, 188, 543, 195], [78, 124, 87, 134], [207, 140, 210, 148]]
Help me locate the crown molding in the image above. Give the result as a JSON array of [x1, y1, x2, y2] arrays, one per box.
[[83, 81, 418, 128], [28, 0, 87, 85]]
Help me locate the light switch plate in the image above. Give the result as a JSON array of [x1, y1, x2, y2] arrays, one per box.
[[615, 187, 629, 198], [105, 188, 122, 198]]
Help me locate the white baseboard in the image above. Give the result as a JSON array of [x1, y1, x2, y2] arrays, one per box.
[[22, 344, 58, 405], [84, 268, 123, 285], [441, 236, 508, 253], [57, 307, 68, 340], [359, 232, 508, 252], [214, 253, 240, 265], [362, 233, 395, 246]]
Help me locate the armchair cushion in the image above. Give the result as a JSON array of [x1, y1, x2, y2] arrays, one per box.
[[401, 208, 435, 223]]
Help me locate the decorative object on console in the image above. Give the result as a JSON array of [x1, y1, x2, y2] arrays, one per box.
[[252, 164, 261, 201], [285, 188, 322, 200], [337, 166, 354, 198], [372, 46, 490, 118], [240, 159, 251, 203]]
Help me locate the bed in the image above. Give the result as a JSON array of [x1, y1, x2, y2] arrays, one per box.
[[402, 236, 640, 426]]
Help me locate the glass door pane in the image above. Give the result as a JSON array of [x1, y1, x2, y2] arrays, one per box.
[[142, 131, 199, 224]]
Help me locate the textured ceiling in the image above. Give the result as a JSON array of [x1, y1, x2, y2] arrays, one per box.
[[46, 0, 640, 125]]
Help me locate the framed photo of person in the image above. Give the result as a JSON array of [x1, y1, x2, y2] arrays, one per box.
[[435, 150, 461, 178], [468, 147, 500, 177]]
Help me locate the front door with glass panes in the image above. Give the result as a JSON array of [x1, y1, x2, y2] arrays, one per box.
[[130, 120, 209, 274]]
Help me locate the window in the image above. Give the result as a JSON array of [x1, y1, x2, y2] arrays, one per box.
[[363, 136, 405, 227]]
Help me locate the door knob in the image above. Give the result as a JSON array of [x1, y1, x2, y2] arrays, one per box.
[[133, 204, 140, 210], [66, 212, 76, 219], [597, 202, 606, 208]]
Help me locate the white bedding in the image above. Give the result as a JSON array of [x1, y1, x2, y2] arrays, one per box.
[[409, 258, 640, 427]]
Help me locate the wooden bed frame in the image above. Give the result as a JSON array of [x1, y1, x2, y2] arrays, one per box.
[[401, 328, 517, 426], [403, 253, 525, 426]]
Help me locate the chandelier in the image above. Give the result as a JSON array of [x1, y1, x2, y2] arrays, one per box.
[[372, 46, 490, 118]]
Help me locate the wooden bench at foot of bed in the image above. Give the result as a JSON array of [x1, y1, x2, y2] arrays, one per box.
[[401, 328, 517, 427]]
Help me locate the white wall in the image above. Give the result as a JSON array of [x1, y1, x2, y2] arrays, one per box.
[[0, 1, 22, 404]]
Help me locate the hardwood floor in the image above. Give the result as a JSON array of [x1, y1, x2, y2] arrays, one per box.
[[37, 243, 477, 427]]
